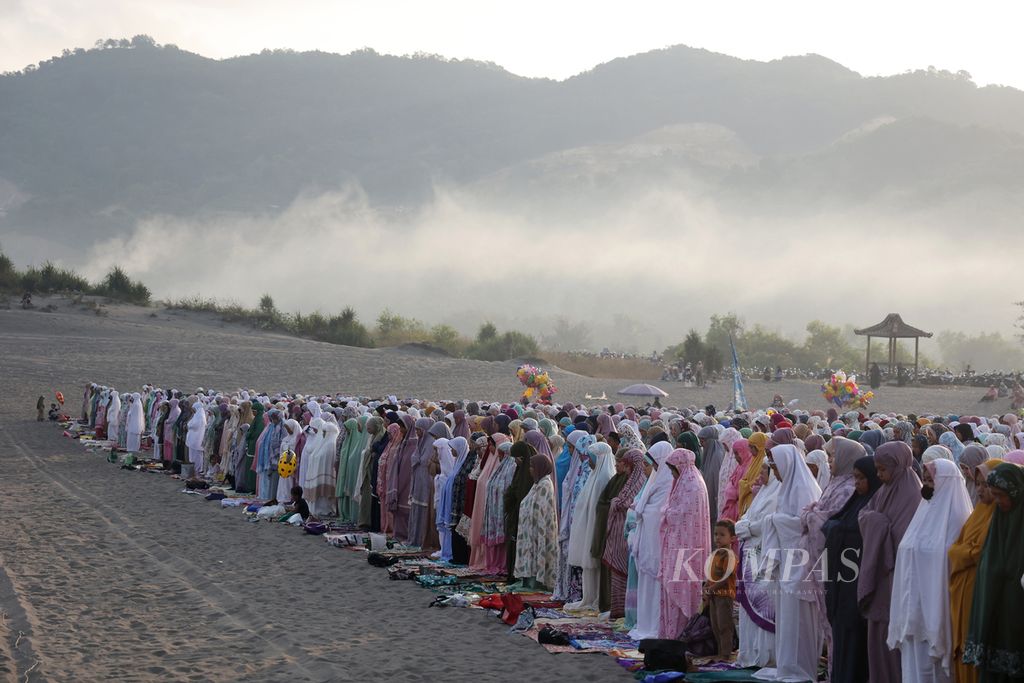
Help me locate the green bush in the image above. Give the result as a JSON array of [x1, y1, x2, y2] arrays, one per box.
[[20, 261, 90, 293], [95, 266, 151, 304], [429, 324, 468, 356], [323, 308, 374, 347], [468, 323, 540, 361], [0, 247, 152, 305], [0, 250, 17, 291], [374, 309, 430, 347]]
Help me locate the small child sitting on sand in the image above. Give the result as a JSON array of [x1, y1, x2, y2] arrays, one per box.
[[286, 485, 311, 522]]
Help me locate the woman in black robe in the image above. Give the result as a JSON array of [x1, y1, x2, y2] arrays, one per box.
[[504, 441, 536, 579], [822, 456, 880, 683]]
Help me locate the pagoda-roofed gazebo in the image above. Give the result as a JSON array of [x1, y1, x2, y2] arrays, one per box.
[[855, 313, 933, 380]]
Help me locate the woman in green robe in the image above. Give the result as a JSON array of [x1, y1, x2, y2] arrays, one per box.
[[677, 431, 703, 470], [592, 452, 630, 614], [244, 400, 264, 494], [337, 416, 369, 521], [964, 463, 1024, 682]]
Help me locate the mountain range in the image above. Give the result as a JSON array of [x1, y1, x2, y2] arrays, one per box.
[[2, 37, 1023, 254]]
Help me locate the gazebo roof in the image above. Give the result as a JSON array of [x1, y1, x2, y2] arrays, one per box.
[[854, 313, 933, 339]]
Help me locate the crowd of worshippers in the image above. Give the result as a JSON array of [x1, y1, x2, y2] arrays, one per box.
[[80, 382, 1024, 683]]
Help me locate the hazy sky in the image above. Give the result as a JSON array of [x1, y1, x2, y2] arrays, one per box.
[[3, 0, 1024, 88]]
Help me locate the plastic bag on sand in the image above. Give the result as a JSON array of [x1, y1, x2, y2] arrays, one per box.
[[256, 504, 285, 520], [369, 532, 388, 551]]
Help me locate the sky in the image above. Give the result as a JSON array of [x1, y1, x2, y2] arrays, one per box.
[[3, 0, 1024, 89]]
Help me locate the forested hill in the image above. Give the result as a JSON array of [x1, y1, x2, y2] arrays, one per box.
[[2, 37, 1023, 243]]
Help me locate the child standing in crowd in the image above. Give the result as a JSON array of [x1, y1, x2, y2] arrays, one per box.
[[36, 395, 45, 421], [705, 519, 737, 660]]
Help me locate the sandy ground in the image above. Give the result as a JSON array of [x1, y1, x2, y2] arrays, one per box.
[[0, 297, 999, 416], [0, 299, 1008, 681]]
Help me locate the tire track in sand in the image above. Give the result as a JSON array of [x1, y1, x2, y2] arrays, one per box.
[[0, 423, 340, 682], [0, 556, 42, 682]]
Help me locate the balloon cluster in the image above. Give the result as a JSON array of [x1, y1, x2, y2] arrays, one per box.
[[517, 364, 558, 403], [821, 371, 874, 410]]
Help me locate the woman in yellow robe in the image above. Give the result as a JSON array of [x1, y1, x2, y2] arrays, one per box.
[[737, 431, 768, 516], [948, 458, 1001, 683]]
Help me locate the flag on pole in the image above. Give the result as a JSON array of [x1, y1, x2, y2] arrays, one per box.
[[730, 334, 748, 411]]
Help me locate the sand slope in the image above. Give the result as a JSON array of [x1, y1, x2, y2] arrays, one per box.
[[0, 299, 995, 416], [0, 298, 1005, 681], [0, 420, 636, 681]]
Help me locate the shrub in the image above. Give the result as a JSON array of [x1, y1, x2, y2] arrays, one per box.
[[429, 324, 469, 356], [468, 326, 540, 361], [374, 309, 430, 347], [0, 249, 17, 291], [20, 261, 90, 293], [95, 266, 151, 305], [0, 247, 151, 305]]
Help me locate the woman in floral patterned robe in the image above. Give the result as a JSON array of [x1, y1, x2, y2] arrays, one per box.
[[514, 453, 559, 589]]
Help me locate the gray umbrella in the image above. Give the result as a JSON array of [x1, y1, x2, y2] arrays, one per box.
[[617, 383, 669, 398]]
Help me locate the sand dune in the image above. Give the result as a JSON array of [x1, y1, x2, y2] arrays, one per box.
[[0, 298, 1004, 681], [0, 298, 994, 416]]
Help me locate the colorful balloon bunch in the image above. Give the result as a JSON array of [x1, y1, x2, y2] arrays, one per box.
[[820, 371, 874, 410], [517, 364, 558, 403]]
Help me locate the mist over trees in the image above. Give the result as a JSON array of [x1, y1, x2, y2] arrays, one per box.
[[2, 39, 1023, 369], [0, 245, 150, 304], [2, 37, 1023, 244]]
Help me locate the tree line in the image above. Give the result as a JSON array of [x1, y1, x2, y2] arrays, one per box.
[[167, 295, 540, 362], [0, 248, 151, 305], [664, 314, 923, 373]]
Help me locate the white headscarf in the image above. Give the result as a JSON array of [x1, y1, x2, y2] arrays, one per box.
[[805, 449, 831, 490], [887, 458, 972, 675], [771, 445, 821, 513], [107, 391, 122, 432], [320, 419, 340, 453], [302, 417, 326, 464], [568, 441, 617, 568], [433, 438, 455, 509], [762, 444, 821, 594], [185, 397, 206, 450], [985, 434, 1010, 449], [735, 464, 781, 546], [923, 444, 954, 464], [434, 438, 455, 478], [126, 392, 145, 436], [631, 441, 674, 578], [281, 419, 301, 452], [986, 444, 1007, 459]]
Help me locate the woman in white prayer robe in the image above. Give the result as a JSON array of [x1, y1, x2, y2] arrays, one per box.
[[565, 441, 617, 612], [735, 462, 780, 668], [887, 458, 972, 683], [126, 392, 146, 454], [627, 441, 674, 640], [185, 396, 206, 474], [753, 444, 822, 682]]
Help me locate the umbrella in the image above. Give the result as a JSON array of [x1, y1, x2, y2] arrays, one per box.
[[617, 383, 669, 398]]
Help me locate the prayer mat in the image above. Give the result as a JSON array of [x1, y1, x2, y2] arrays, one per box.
[[678, 671, 760, 682]]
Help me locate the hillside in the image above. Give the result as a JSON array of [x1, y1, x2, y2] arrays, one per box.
[[2, 39, 1024, 249], [0, 298, 989, 416]]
